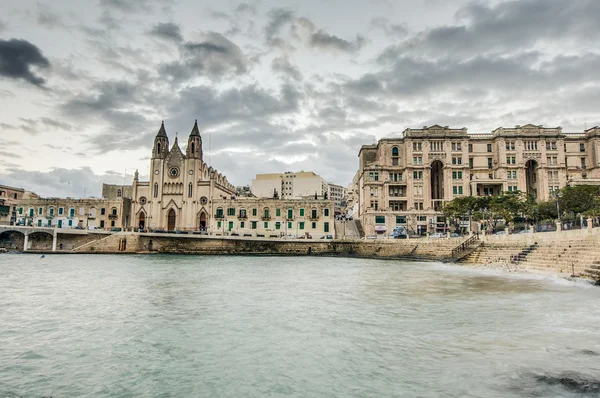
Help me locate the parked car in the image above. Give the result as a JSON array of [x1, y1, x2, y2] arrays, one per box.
[[320, 235, 334, 239], [494, 230, 506, 235], [429, 232, 445, 239], [517, 229, 531, 234], [282, 234, 296, 239], [450, 232, 461, 238]]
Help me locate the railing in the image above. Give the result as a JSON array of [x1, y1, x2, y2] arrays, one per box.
[[451, 234, 479, 258]]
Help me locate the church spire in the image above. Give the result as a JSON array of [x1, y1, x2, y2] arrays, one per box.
[[187, 119, 203, 160], [156, 120, 167, 137], [190, 119, 200, 137], [152, 120, 169, 159]]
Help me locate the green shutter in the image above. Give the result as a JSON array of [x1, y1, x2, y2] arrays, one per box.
[[276, 208, 281, 217], [324, 222, 329, 233], [300, 208, 304, 216], [324, 208, 329, 216], [299, 222, 304, 230]]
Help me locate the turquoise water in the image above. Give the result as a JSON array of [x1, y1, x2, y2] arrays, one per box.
[[1, 254, 599, 397]]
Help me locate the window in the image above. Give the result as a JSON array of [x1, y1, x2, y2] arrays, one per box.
[[188, 183, 192, 197], [580, 143, 586, 152], [369, 171, 379, 181], [299, 208, 304, 217], [251, 221, 257, 229], [370, 187, 378, 197], [311, 222, 316, 229], [396, 216, 406, 224], [451, 142, 462, 151], [452, 157, 462, 165], [507, 171, 517, 179], [324, 208, 329, 216], [392, 146, 399, 165], [389, 172, 402, 182], [276, 208, 281, 217], [153, 183, 158, 197], [468, 144, 473, 153], [546, 141, 557, 150], [240, 221, 245, 228], [264, 208, 270, 218], [413, 142, 422, 151], [375, 216, 385, 224], [38, 207, 43, 215], [548, 170, 558, 180], [413, 185, 423, 196], [111, 220, 115, 227], [581, 158, 587, 169], [100, 220, 105, 228], [49, 207, 54, 216], [547, 156, 557, 165], [414, 202, 424, 210], [525, 141, 538, 151], [487, 144, 492, 152], [431, 141, 443, 151], [58, 207, 64, 215], [311, 209, 317, 218], [453, 186, 463, 195], [111, 207, 117, 216], [390, 201, 405, 211], [287, 209, 293, 219], [469, 158, 473, 169], [239, 208, 247, 218], [324, 222, 330, 232], [389, 186, 405, 197], [275, 222, 280, 230], [69, 208, 75, 217], [215, 208, 224, 217], [487, 158, 493, 169], [37, 219, 42, 227], [413, 171, 423, 180], [452, 171, 463, 180], [227, 208, 235, 216], [264, 221, 269, 228], [413, 156, 422, 165], [29, 208, 34, 217], [299, 222, 305, 230], [370, 200, 379, 210], [252, 208, 257, 216], [117, 189, 122, 197], [417, 216, 427, 222], [18, 207, 23, 215]]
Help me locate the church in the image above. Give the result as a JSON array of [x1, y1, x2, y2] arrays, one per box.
[[130, 120, 235, 231]]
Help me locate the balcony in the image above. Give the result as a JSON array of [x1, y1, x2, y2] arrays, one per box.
[[309, 215, 319, 221], [261, 216, 271, 221], [238, 213, 247, 219], [108, 214, 118, 220], [214, 214, 224, 220]]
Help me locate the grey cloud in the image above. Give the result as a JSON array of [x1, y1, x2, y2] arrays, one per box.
[[271, 56, 302, 81], [235, 3, 256, 15], [0, 150, 21, 159], [392, 0, 600, 58], [11, 117, 75, 135], [148, 22, 183, 42], [159, 32, 249, 82], [36, 7, 66, 30], [0, 39, 50, 87], [0, 167, 130, 197], [0, 19, 6, 33], [310, 31, 366, 53], [264, 8, 295, 45], [370, 17, 407, 37]]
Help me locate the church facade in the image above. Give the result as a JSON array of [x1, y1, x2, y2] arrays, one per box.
[[130, 121, 236, 232]]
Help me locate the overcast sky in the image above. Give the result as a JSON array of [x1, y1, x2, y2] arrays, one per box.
[[1, 0, 599, 197]]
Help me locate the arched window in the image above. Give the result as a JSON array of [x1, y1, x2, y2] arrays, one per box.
[[117, 189, 122, 197], [153, 183, 158, 198], [111, 207, 117, 216], [191, 142, 195, 153], [188, 182, 192, 197], [216, 207, 224, 218], [263, 207, 270, 218], [392, 146, 399, 166], [157, 143, 161, 153]]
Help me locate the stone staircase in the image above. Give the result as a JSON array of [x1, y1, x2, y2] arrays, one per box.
[[335, 219, 361, 239], [460, 239, 600, 281], [354, 220, 365, 238]]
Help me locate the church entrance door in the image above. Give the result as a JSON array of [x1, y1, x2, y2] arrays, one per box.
[[138, 212, 146, 230], [167, 209, 176, 231], [198, 211, 207, 231]]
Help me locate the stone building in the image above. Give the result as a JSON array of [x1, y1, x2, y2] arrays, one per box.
[[210, 197, 335, 238], [251, 171, 330, 200], [15, 197, 130, 230], [130, 120, 236, 231], [355, 124, 600, 236], [0, 184, 39, 225], [327, 183, 346, 214]]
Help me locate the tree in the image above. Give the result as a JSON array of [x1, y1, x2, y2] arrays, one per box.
[[559, 185, 600, 216]]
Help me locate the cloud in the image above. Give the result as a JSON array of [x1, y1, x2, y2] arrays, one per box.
[[0, 19, 6, 33], [159, 32, 249, 82], [0, 167, 130, 197], [370, 17, 407, 37], [149, 22, 183, 42], [0, 39, 50, 87], [271, 56, 302, 81], [36, 7, 67, 30], [309, 31, 366, 53]]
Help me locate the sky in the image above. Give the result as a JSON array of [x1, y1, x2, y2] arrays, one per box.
[[1, 0, 600, 197]]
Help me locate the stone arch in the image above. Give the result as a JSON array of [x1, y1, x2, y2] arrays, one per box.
[[0, 230, 25, 251], [28, 231, 54, 251], [137, 210, 146, 230]]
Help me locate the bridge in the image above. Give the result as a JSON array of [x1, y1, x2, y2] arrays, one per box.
[[0, 226, 106, 252]]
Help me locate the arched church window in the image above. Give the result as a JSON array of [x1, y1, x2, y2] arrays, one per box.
[[117, 189, 122, 197], [392, 146, 399, 166], [191, 142, 195, 153], [188, 182, 192, 197], [157, 143, 161, 153], [153, 183, 158, 198]]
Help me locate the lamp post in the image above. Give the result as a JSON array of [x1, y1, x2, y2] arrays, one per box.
[[553, 190, 563, 222]]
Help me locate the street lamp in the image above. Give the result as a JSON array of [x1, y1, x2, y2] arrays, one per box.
[[552, 190, 563, 222]]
